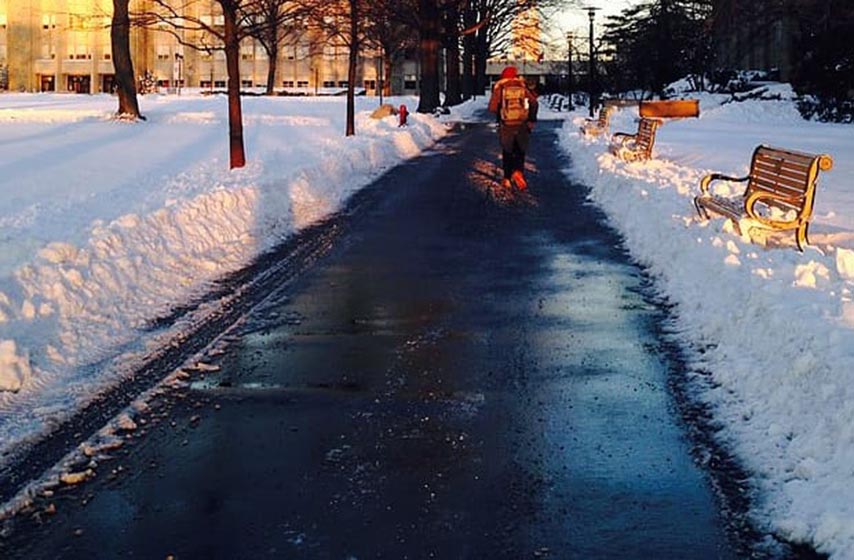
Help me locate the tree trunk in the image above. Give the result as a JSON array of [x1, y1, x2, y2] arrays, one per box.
[[417, 0, 441, 113], [265, 53, 278, 95], [346, 0, 359, 136], [442, 4, 462, 107], [222, 1, 246, 169], [111, 0, 141, 119], [265, 27, 279, 95], [444, 39, 462, 106], [462, 31, 474, 99], [474, 26, 489, 95], [383, 53, 393, 98]]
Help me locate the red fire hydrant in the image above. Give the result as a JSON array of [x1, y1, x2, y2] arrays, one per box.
[[398, 104, 408, 127]]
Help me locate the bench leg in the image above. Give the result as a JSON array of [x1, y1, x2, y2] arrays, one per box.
[[693, 197, 710, 220], [796, 223, 809, 252]]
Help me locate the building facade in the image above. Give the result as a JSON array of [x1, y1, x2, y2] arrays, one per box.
[[711, 0, 795, 81], [0, 0, 415, 95]]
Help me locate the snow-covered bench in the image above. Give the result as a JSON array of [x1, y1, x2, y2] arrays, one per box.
[[608, 117, 661, 162], [639, 99, 700, 119], [693, 145, 834, 251], [580, 106, 613, 136]]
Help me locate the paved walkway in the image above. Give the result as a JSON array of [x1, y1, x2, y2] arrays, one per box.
[[6, 120, 735, 559]]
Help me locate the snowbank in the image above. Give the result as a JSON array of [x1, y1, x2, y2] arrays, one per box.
[[0, 93, 455, 443], [555, 92, 854, 558]]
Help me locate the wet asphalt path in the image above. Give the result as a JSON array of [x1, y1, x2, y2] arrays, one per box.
[[7, 119, 736, 559]]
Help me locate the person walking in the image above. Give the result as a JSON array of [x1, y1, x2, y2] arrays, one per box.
[[488, 66, 539, 190]]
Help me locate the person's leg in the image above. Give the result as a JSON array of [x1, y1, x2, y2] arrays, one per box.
[[499, 127, 516, 185], [510, 130, 529, 189], [502, 149, 515, 179]]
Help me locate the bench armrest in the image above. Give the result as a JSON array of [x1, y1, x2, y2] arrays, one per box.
[[699, 173, 749, 195], [612, 132, 636, 147], [744, 190, 803, 228]]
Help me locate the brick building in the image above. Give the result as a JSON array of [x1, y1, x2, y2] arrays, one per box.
[[0, 0, 418, 95]]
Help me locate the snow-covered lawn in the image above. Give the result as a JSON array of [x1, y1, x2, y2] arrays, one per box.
[[0, 92, 464, 450], [557, 87, 854, 558]]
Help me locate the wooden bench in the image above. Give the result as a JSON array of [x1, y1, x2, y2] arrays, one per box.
[[694, 145, 833, 251], [639, 99, 700, 119], [579, 106, 612, 136], [608, 117, 661, 162]]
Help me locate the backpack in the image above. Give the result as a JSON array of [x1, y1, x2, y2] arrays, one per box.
[[500, 80, 529, 126]]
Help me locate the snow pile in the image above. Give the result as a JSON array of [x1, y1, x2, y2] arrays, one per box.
[[557, 93, 854, 558], [0, 93, 448, 431]]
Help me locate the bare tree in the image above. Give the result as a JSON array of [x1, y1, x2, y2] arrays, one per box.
[[139, 0, 251, 168], [111, 0, 143, 119], [301, 0, 365, 136], [243, 0, 306, 95], [363, 0, 415, 99]]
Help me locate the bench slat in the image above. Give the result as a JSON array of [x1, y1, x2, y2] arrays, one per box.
[[752, 168, 810, 190], [753, 158, 811, 180], [755, 149, 815, 166], [750, 176, 809, 197]]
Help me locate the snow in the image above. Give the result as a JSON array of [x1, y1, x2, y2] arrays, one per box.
[[2, 84, 854, 557], [556, 91, 854, 558], [0, 92, 455, 436]]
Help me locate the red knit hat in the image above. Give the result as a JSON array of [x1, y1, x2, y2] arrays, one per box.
[[500, 66, 518, 80]]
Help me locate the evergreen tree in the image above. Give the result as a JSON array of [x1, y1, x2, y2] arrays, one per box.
[[602, 0, 713, 97]]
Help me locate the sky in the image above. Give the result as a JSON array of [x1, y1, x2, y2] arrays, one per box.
[[546, 0, 640, 55]]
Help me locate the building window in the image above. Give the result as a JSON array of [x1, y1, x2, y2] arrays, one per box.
[[158, 79, 170, 88], [200, 80, 212, 88], [69, 45, 91, 60], [0, 14, 7, 29], [404, 79, 417, 90], [364, 80, 376, 90], [241, 79, 252, 88], [337, 81, 348, 88], [104, 52, 111, 60], [322, 80, 335, 88], [157, 45, 170, 60], [42, 14, 57, 29], [214, 80, 226, 88], [282, 80, 294, 87], [40, 42, 56, 60], [297, 80, 308, 88], [241, 46, 254, 61]]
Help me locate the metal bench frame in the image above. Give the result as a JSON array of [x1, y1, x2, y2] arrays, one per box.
[[608, 118, 661, 162], [580, 106, 612, 136], [694, 145, 833, 251]]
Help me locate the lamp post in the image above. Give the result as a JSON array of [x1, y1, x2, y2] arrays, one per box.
[[566, 32, 574, 110], [378, 46, 384, 106], [587, 7, 599, 118], [174, 52, 184, 96]]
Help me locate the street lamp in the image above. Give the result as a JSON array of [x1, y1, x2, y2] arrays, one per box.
[[587, 6, 599, 118], [566, 32, 574, 110]]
